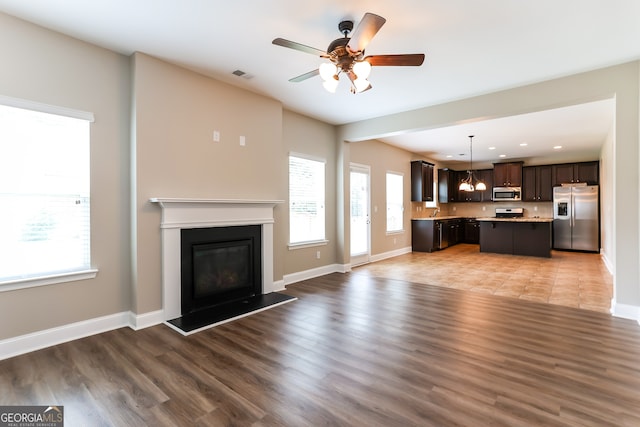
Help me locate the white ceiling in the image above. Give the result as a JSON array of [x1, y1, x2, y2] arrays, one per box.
[[0, 1, 638, 164]]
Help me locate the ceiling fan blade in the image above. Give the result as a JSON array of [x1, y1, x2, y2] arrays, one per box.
[[347, 13, 386, 53], [289, 69, 320, 82], [272, 38, 327, 57], [364, 54, 425, 66]]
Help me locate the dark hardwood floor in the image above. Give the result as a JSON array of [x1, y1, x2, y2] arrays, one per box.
[[2, 272, 640, 426]]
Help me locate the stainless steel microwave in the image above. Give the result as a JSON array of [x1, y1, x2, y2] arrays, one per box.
[[493, 187, 521, 201]]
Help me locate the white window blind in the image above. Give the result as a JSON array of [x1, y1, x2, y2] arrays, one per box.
[[0, 102, 92, 284], [289, 154, 325, 245], [386, 172, 404, 232]]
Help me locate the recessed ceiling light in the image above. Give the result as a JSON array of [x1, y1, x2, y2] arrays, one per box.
[[554, 145, 563, 150], [446, 155, 453, 158], [520, 143, 528, 147], [499, 154, 506, 158], [488, 147, 496, 150]]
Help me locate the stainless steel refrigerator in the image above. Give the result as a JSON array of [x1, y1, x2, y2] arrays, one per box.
[[553, 185, 599, 251]]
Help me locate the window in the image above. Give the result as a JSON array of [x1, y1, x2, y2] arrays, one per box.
[[386, 172, 404, 232], [289, 154, 325, 245], [0, 97, 95, 289]]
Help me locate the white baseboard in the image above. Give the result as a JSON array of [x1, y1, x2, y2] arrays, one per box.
[[611, 301, 640, 323], [600, 252, 613, 275], [129, 309, 164, 330], [0, 312, 129, 361], [283, 264, 343, 286], [370, 246, 412, 263], [0, 309, 167, 361], [282, 249, 411, 287], [271, 279, 286, 292]]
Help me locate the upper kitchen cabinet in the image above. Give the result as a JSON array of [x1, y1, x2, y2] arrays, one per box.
[[458, 169, 493, 202], [493, 162, 523, 187], [523, 165, 552, 201], [477, 169, 494, 201], [438, 168, 457, 203], [439, 168, 492, 203], [552, 161, 599, 186], [411, 160, 435, 202]]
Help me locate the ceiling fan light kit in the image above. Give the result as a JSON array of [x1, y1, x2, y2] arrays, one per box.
[[273, 12, 425, 94]]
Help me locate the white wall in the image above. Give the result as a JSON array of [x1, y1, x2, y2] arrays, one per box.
[[600, 124, 615, 272]]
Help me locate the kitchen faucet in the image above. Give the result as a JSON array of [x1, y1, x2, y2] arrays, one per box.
[[431, 208, 440, 217]]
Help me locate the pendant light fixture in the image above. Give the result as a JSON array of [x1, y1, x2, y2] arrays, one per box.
[[458, 135, 487, 192]]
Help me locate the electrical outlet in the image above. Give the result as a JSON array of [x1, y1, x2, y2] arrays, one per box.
[[482, 206, 486, 211], [534, 206, 538, 211], [393, 238, 397, 245], [316, 251, 320, 259], [213, 130, 220, 142], [239, 135, 246, 146]]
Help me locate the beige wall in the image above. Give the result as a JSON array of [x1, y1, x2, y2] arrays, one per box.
[[131, 53, 286, 314], [349, 139, 414, 255], [0, 13, 132, 339], [281, 110, 338, 275]]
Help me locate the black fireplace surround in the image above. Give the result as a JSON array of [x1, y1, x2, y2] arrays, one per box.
[[180, 225, 262, 315]]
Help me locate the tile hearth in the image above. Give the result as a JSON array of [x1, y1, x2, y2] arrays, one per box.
[[352, 244, 613, 313]]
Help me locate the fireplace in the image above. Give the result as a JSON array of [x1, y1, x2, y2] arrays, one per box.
[[151, 198, 295, 335], [181, 225, 262, 314]]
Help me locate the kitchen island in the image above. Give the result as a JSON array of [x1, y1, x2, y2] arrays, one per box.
[[477, 217, 553, 258]]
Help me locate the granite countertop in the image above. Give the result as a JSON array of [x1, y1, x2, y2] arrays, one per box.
[[412, 216, 553, 223], [411, 215, 467, 221], [475, 217, 554, 223]]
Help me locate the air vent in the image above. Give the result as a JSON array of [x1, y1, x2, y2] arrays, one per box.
[[232, 70, 254, 80]]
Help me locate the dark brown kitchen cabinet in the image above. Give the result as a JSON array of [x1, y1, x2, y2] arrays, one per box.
[[444, 219, 462, 246], [480, 221, 552, 257], [411, 161, 435, 202], [479, 221, 513, 255], [412, 218, 464, 252], [476, 169, 493, 201], [411, 220, 439, 252], [522, 165, 552, 201], [512, 222, 552, 258], [552, 161, 599, 186], [493, 162, 523, 187], [440, 169, 492, 203], [438, 168, 458, 203], [464, 219, 480, 244], [457, 170, 476, 202]]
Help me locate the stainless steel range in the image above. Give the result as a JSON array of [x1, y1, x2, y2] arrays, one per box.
[[495, 207, 524, 218]]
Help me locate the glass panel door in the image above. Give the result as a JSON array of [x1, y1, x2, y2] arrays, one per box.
[[350, 164, 370, 266]]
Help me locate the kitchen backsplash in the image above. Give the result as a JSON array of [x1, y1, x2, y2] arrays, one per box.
[[411, 201, 554, 219]]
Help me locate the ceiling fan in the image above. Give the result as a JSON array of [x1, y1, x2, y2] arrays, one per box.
[[272, 12, 425, 94]]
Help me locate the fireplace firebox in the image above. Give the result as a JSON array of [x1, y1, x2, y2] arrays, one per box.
[[181, 225, 262, 315]]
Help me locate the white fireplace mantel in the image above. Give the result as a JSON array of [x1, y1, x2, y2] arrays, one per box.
[[150, 198, 284, 320]]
